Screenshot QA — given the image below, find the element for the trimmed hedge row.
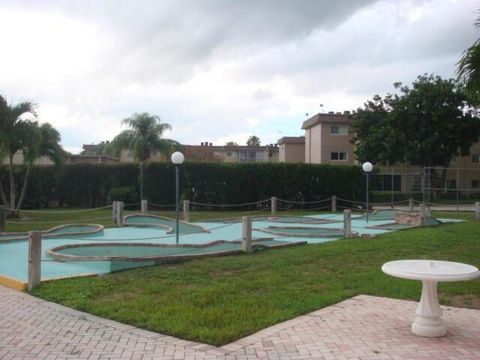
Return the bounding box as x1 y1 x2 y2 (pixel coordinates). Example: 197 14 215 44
0 163 366 209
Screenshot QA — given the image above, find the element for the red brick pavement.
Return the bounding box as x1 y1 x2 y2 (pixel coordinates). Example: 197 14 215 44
1 285 479 359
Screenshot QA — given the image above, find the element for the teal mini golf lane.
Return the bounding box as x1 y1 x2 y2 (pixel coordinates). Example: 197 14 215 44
0 211 458 283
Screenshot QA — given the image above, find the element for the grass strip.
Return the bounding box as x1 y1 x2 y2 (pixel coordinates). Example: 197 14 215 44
31 219 480 345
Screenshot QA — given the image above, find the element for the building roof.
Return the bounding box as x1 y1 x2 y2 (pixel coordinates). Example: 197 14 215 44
301 112 352 129
183 144 279 151
70 154 119 161
277 136 305 145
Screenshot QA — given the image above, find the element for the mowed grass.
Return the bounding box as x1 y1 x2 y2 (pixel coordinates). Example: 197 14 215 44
3 208 318 233
31 217 480 346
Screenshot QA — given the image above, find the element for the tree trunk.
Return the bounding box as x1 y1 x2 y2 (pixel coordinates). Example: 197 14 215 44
140 161 144 201
0 177 7 206
8 156 15 210
16 165 31 210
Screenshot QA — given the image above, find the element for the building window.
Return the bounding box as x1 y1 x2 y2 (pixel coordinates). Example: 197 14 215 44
330 152 347 161
239 150 258 162
472 154 480 163
472 180 480 189
330 126 348 135
226 151 232 157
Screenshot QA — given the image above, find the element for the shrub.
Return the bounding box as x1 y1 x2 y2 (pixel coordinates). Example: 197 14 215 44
107 186 137 204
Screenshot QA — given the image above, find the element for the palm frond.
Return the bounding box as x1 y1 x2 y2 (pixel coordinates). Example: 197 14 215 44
105 130 135 157
112 112 174 161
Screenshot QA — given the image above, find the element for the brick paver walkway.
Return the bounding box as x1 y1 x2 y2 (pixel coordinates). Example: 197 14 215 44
1 285 479 359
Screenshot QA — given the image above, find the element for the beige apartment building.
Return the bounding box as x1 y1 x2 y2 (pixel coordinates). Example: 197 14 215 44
277 136 305 163
302 112 355 165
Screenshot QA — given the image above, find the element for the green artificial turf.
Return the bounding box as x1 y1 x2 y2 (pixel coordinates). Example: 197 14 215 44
31 219 480 346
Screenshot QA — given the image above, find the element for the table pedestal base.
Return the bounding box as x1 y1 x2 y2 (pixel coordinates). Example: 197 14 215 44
411 281 447 337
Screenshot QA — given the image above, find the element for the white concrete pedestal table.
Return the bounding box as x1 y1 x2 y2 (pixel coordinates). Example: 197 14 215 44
382 260 480 337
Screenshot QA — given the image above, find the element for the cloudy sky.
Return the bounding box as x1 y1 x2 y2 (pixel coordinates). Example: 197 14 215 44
0 0 477 153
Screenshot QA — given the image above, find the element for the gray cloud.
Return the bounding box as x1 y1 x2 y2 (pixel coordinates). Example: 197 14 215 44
3 0 377 82
0 0 478 149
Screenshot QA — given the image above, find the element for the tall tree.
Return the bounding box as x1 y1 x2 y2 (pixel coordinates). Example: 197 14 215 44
0 96 64 210
105 112 178 200
457 13 480 104
225 141 238 146
352 74 480 184
246 136 261 147
16 123 64 210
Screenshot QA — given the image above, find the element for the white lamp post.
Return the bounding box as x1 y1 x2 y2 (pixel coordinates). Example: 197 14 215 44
171 151 184 244
362 162 373 223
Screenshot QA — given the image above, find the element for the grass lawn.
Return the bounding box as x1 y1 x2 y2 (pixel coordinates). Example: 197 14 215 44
30 215 480 346
3 208 320 233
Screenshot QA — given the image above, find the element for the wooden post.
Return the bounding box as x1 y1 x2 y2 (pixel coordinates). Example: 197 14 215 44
343 209 351 237
141 199 148 213
271 196 277 216
420 203 427 226
242 216 252 253
456 168 460 212
0 206 5 231
475 202 480 221
112 201 118 224
183 200 190 222
117 201 124 227
408 198 414 212
28 231 42 291
332 196 337 212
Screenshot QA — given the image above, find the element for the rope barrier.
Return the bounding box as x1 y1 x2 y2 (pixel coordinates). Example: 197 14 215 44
276 197 331 204
6 216 112 224
370 199 410 205
4 205 113 214
278 204 332 211
190 199 270 207
148 202 176 208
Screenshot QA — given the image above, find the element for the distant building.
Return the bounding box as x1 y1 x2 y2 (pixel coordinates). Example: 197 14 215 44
301 111 354 165
183 142 279 163
277 136 305 163
1 151 119 166
79 141 280 163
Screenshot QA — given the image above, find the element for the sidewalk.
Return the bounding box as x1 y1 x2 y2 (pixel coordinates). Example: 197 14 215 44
1 285 480 359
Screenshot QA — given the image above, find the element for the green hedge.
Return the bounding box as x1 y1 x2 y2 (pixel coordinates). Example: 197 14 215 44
0 162 365 209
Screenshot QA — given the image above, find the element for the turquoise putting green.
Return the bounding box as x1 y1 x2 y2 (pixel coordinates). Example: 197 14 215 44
0 211 457 283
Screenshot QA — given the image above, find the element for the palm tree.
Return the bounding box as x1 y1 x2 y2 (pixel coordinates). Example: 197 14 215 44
105 112 178 200
458 14 480 104
0 95 64 210
246 135 261 147
16 123 64 210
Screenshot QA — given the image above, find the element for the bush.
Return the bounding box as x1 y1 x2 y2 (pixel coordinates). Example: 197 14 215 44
107 186 137 204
